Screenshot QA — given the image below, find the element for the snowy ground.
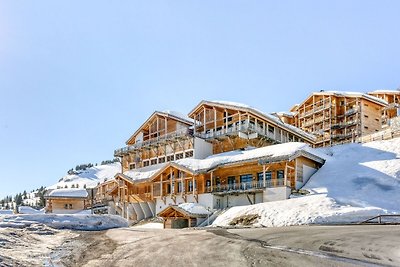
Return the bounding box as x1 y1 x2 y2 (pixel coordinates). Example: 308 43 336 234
47 162 121 190
213 138 400 227
0 214 128 231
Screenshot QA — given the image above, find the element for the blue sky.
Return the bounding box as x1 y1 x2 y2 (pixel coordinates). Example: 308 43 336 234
1 1 399 198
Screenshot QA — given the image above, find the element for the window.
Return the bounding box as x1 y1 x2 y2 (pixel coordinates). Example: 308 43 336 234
166 155 174 162
227 176 236 189
257 171 272 181
177 182 182 193
364 115 369 118
340 101 345 106
185 150 194 158
240 174 253 187
167 184 171 194
151 159 157 165
277 170 284 179
129 163 136 170
175 153 183 160
188 181 193 192
364 126 369 130
143 161 150 167
64 204 68 209
69 204 73 209
158 157 166 164
268 125 274 134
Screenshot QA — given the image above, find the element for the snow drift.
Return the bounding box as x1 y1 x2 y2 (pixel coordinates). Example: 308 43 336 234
0 214 128 231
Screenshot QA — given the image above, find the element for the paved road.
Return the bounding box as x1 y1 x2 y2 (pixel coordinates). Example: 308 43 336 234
56 225 400 267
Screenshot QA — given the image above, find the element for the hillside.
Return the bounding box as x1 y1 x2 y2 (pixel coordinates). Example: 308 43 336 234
47 163 121 190
213 138 400 227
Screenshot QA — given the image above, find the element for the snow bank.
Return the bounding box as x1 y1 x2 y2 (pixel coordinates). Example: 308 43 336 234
305 138 400 212
213 194 383 227
18 206 44 214
133 222 164 229
48 163 121 190
213 138 400 227
0 214 128 231
0 210 13 215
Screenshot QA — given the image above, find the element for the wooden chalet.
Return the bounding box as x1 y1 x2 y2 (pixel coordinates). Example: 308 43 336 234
114 111 195 172
188 100 315 154
158 205 208 229
45 189 89 214
290 91 388 147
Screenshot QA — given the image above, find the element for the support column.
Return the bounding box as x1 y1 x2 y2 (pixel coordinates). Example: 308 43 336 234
203 107 206 134
160 174 163 197
170 169 173 195
263 164 266 187
284 162 288 187
210 171 214 192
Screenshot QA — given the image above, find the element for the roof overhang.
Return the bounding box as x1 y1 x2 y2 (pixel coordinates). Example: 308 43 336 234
126 111 193 145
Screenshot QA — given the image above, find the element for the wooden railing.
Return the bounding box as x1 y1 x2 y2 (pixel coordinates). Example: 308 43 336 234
205 179 290 193
114 128 193 156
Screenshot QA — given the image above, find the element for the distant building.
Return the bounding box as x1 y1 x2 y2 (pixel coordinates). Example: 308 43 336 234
367 90 400 124
288 91 388 147
45 188 89 214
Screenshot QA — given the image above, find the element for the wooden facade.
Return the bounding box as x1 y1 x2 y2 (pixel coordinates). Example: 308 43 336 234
115 111 194 172
367 90 400 124
188 101 315 154
290 92 387 147
97 100 326 223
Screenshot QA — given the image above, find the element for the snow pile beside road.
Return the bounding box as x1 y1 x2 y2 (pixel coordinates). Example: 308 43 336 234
18 206 44 214
213 194 382 227
0 214 128 231
0 210 13 215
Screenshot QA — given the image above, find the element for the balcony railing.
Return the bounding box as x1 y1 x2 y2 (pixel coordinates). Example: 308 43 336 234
114 128 193 156
205 179 290 193
195 121 278 142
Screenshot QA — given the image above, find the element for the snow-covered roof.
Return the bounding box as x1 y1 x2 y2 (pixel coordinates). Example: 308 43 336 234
112 143 325 184
123 163 167 182
176 142 325 173
312 91 388 106
126 110 193 145
178 203 211 215
162 110 194 124
46 189 88 199
158 203 211 218
189 100 316 142
368 89 400 94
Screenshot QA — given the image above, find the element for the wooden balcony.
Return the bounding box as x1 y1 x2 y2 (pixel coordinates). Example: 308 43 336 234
195 121 278 143
205 179 291 195
114 128 193 156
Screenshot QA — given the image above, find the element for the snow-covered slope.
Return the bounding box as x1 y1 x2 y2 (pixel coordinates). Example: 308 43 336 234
213 138 400 227
305 137 400 212
47 163 121 190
